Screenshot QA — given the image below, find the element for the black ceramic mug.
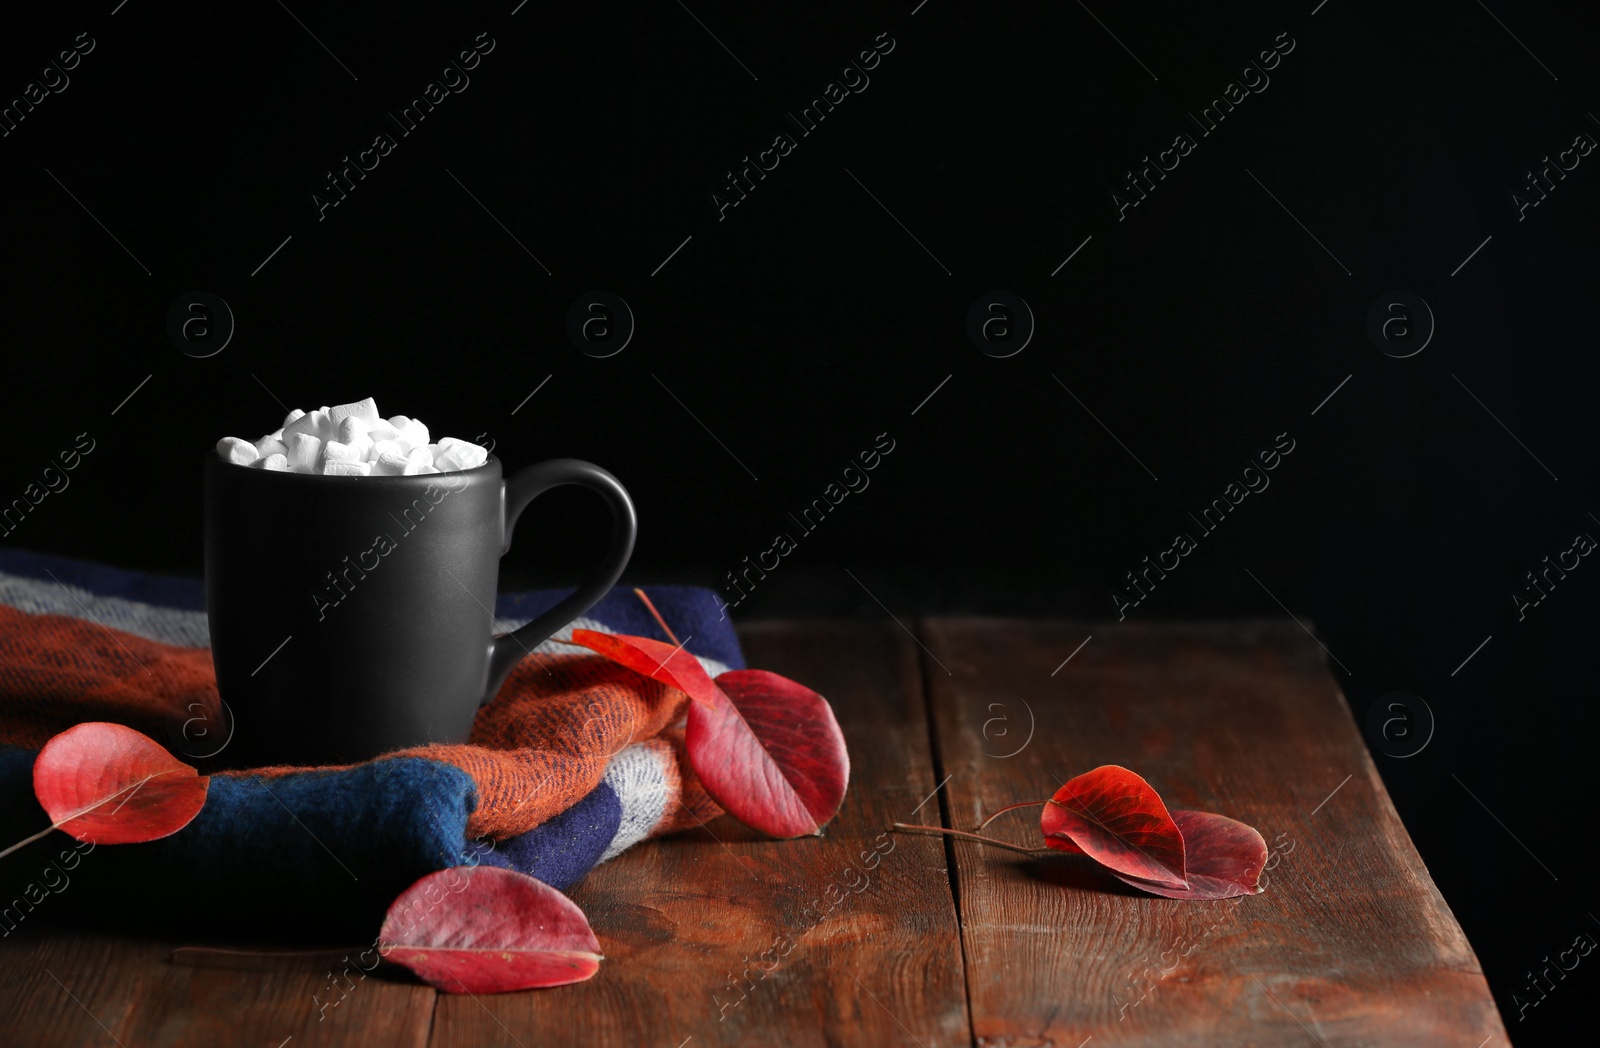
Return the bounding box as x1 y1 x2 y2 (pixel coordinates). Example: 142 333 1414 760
203 454 636 767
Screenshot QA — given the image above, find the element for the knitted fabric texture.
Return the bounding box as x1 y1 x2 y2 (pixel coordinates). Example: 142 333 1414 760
0 549 734 938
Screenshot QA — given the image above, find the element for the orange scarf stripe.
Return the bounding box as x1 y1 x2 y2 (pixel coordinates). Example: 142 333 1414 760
0 606 721 840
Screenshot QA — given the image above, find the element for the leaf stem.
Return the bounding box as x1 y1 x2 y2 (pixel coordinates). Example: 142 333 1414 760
633 587 682 647
977 799 1048 831
171 945 372 969
0 823 58 862
0 772 179 861
890 822 1054 856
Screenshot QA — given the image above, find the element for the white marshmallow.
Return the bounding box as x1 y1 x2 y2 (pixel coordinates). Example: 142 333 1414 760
226 403 480 479
254 436 287 460
285 432 322 472
216 436 259 467
370 439 403 462
389 416 430 452
433 437 488 472
283 409 334 444
321 440 361 464
334 418 374 462
329 398 380 428
370 449 410 476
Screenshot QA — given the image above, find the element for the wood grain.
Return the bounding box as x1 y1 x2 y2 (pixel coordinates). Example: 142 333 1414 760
0 618 1505 1046
427 620 971 1048
0 930 435 1047
919 617 1508 1048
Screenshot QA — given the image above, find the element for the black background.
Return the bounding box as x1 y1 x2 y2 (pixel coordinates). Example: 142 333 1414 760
2 1 1596 1040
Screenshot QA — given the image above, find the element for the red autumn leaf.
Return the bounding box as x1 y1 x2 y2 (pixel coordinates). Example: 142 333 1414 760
33 722 208 845
379 866 602 993
566 628 723 711
1040 832 1084 855
686 669 850 839
1040 765 1187 891
1111 810 1267 900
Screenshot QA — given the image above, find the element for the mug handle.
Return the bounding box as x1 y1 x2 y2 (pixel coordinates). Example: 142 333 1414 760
482 458 637 705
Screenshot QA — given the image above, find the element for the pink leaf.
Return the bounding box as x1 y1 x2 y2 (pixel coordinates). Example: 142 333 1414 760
686 669 850 839
379 867 602 993
32 722 208 845
565 629 723 711
1112 810 1267 900
1039 765 1187 890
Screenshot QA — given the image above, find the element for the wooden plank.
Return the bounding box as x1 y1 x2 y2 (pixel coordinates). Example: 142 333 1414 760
0 930 435 1047
920 617 1509 1048
428 621 972 1048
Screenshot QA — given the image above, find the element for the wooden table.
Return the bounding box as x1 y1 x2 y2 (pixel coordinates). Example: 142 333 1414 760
0 619 1509 1046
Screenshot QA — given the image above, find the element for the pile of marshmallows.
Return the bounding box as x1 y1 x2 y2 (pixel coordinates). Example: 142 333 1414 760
215 397 489 476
